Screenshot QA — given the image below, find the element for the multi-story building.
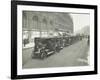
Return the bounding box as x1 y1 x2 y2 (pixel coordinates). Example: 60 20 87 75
22 11 73 48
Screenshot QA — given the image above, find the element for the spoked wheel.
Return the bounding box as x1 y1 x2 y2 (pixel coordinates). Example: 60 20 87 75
40 49 47 59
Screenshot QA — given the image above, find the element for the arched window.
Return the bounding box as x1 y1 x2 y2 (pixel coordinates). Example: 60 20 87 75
32 15 38 21
42 17 49 36
50 20 53 25
23 12 27 19
43 18 47 24
32 15 39 37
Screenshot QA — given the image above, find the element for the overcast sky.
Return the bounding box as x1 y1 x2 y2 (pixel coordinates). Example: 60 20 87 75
70 13 90 33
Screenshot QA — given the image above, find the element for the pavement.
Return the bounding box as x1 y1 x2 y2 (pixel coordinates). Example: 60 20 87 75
22 39 89 69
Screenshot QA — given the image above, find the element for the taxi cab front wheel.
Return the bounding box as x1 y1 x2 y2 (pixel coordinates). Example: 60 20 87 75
40 50 47 59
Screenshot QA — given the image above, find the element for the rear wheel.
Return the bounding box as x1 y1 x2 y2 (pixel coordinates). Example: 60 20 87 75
40 49 47 59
